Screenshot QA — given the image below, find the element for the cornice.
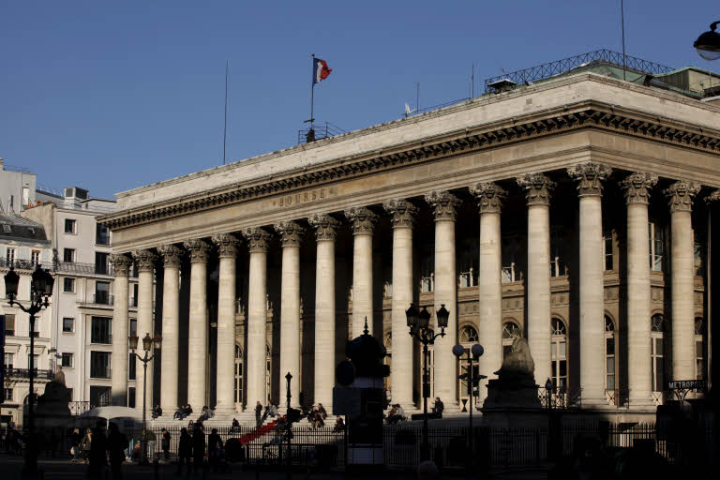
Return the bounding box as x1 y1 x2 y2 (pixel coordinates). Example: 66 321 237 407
101 100 720 230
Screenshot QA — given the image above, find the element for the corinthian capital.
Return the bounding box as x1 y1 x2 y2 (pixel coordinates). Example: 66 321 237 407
620 172 658 205
383 199 418 228
158 244 184 267
308 214 339 241
212 233 241 258
132 249 157 272
275 221 305 247
516 173 555 206
243 227 272 253
183 238 211 263
706 189 720 205
470 182 506 214
109 254 133 276
664 181 700 213
344 207 377 235
567 163 612 197
424 191 461 221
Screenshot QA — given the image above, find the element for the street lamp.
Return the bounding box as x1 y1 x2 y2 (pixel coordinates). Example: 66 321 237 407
453 343 484 469
406 303 449 460
4 265 54 476
694 21 720 61
129 331 161 465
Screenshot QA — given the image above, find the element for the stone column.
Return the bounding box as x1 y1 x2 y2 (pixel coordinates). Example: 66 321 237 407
470 183 506 403
110 254 132 406
665 181 701 381
707 191 720 390
132 249 156 414
243 227 272 407
383 199 418 410
212 234 240 414
184 239 211 409
309 214 339 409
275 221 305 408
158 244 183 413
345 207 377 338
425 191 461 407
621 173 658 405
567 163 611 405
517 173 555 386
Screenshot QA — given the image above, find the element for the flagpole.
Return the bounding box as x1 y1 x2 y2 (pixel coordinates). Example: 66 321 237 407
310 53 316 129
223 60 228 165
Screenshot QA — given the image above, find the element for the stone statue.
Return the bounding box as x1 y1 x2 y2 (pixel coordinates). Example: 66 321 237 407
494 335 535 378
53 366 66 386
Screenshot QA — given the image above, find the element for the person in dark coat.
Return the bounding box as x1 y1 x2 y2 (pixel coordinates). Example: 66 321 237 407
192 424 206 472
255 401 263 428
177 428 192 475
88 421 107 479
207 428 223 472
106 423 127 480
161 428 170 462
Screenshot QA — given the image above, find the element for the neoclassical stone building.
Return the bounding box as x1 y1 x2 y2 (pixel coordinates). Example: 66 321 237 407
101 70 720 419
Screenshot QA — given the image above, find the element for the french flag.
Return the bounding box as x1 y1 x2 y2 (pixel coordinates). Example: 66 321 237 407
312 57 332 85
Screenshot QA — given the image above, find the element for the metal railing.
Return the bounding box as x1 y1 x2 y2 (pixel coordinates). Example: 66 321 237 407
91 294 114 306
2 367 53 380
0 258 41 270
484 49 674 93
297 121 347 144
605 388 631 408
538 386 583 409
55 261 115 276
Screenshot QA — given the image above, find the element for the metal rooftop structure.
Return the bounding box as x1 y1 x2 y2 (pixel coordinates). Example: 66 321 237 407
483 49 674 93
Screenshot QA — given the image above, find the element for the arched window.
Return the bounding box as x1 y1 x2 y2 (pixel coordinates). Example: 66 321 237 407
651 314 665 392
502 322 521 359
234 345 243 405
605 316 616 392
551 318 567 389
695 317 706 380
459 325 479 343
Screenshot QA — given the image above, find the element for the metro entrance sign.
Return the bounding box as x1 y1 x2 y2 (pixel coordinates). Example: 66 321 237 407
666 379 707 391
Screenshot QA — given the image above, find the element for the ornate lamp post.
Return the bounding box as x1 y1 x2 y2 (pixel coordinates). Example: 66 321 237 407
452 343 484 466
694 21 720 61
129 332 161 465
406 302 449 460
4 265 54 476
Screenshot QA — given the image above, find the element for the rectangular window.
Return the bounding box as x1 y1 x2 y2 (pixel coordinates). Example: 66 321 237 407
95 281 110 305
62 317 74 333
28 354 40 371
128 387 136 409
128 353 136 380
63 248 75 263
90 352 111 379
61 352 73 368
4 314 15 336
64 219 76 234
3 388 12 402
550 229 566 278
649 223 665 272
31 250 41 267
96 224 110 245
6 247 15 265
4 353 14 369
91 316 112 344
603 233 613 271
22 187 29 209
696 340 705 380
63 277 75 293
95 252 109 275
89 385 111 406
129 318 137 335
652 336 664 392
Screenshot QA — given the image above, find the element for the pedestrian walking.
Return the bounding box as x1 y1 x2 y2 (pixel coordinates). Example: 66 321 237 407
88 421 107 479
208 428 223 472
192 424 206 472
255 401 263 428
70 428 81 463
177 428 192 475
81 428 92 464
106 423 127 480
161 428 170 462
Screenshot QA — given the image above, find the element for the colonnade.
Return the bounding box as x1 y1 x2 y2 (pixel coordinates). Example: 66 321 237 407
109 163 713 415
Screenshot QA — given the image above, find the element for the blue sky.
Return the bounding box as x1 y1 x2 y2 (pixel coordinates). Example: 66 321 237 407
1 1 716 199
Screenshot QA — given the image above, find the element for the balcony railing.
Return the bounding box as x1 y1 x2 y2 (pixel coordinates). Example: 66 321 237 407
538 386 582 409
3 367 53 380
56 261 115 276
0 258 41 270
605 388 631 408
68 399 112 416
91 294 114 306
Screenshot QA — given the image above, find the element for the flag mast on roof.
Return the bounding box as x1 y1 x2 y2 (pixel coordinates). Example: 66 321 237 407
306 54 332 143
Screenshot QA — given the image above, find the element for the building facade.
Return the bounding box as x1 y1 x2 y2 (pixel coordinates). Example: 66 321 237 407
0 214 54 428
101 71 720 419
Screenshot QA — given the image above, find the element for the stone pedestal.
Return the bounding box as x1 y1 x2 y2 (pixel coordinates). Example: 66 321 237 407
482 376 542 412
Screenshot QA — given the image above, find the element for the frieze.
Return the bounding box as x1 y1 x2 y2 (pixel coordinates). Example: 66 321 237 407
183 238 211 263
620 172 658 205
101 102 720 231
212 233 241 258
308 214 340 241
271 186 338 208
516 173 555 206
109 254 133 276
664 181 700 213
470 182 506 214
